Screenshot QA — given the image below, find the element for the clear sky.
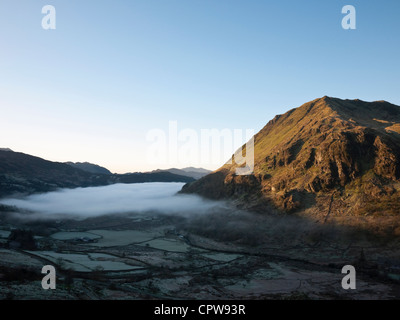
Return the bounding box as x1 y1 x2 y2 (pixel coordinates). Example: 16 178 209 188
1 0 399 173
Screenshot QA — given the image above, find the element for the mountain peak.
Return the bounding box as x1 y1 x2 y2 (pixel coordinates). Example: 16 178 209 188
320 95 332 101
182 97 400 220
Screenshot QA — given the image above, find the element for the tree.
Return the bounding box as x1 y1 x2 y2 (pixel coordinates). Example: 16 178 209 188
7 229 37 250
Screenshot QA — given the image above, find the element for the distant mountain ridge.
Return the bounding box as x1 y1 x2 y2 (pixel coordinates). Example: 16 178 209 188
65 162 112 175
151 167 212 180
64 161 211 180
116 171 195 184
182 97 400 225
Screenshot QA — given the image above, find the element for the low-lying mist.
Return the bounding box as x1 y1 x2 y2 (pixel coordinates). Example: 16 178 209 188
0 182 377 251
0 183 228 219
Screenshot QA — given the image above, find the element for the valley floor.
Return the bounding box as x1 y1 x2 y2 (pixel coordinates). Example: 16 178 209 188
0 211 399 300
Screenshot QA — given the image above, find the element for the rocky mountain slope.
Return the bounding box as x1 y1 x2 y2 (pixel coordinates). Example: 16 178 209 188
182 97 400 227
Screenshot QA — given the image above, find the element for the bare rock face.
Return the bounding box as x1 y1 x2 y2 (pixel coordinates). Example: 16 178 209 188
182 97 400 216
373 136 400 180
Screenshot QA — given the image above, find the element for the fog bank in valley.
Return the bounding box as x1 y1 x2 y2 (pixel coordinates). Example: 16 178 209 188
0 183 361 247
0 183 228 219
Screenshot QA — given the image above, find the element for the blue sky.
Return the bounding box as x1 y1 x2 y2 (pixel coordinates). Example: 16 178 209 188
1 0 399 172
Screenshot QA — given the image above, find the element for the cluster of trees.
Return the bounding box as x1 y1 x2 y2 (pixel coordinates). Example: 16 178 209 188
7 229 37 250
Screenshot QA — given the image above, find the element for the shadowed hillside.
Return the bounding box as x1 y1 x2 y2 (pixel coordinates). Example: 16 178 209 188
0 151 194 198
0 150 112 197
65 162 112 175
